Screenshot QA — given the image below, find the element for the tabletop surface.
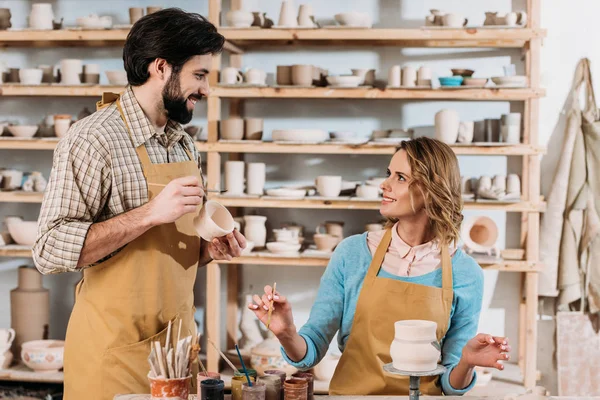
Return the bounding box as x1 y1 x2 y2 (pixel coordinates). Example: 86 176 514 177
114 396 600 400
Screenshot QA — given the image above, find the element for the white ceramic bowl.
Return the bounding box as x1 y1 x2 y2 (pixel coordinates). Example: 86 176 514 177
105 70 128 86
241 240 255 255
265 188 306 199
334 12 372 27
18 68 43 85
7 125 38 138
7 220 38 246
21 340 65 373
491 76 528 87
272 129 329 142
326 75 363 87
266 242 301 254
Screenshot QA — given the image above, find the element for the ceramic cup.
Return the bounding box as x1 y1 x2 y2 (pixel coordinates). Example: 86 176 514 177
244 68 267 85
246 162 266 195
129 8 144 24
193 201 234 241
434 109 460 144
221 67 243 84
291 65 313 86
146 6 162 14
83 73 100 84
401 66 417 87
19 68 43 85
493 175 506 192
506 174 521 195
485 118 501 142
443 13 466 27
38 65 54 83
273 228 298 243
2 169 23 190
501 113 522 126
60 59 82 85
388 65 401 87
457 121 474 143
276 65 292 85
478 176 493 192
53 115 71 137
473 120 486 142
350 69 375 86
501 124 521 144
0 329 15 353
313 233 339 252
225 161 245 194
245 118 264 140
297 4 314 27
220 118 244 140
417 66 432 86
505 12 518 26
315 176 342 197
356 184 380 199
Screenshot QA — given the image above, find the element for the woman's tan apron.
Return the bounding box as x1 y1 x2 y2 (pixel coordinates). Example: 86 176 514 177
63 93 201 400
329 229 453 395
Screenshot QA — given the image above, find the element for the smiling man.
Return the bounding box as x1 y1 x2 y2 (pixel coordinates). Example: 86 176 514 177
33 8 246 400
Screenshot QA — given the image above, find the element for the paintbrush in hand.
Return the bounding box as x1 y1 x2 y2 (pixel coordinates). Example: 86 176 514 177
266 282 276 330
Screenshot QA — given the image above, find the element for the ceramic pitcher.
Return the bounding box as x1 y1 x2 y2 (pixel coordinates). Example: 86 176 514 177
29 3 54 30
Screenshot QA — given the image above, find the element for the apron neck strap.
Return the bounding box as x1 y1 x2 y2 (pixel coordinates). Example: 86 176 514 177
440 242 453 291
115 98 154 175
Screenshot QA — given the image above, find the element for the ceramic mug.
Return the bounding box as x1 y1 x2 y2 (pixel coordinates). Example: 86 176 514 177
193 201 234 242
291 65 313 86
356 184 380 199
0 329 15 353
53 116 71 137
246 162 266 195
297 4 314 27
313 233 339 251
59 59 82 85
388 65 401 87
434 109 460 144
417 66 432 86
316 221 344 239
220 118 244 140
457 121 474 143
244 68 267 85
129 8 144 24
276 65 292 85
244 118 264 140
506 174 521 195
401 66 417 87
225 161 245 194
315 176 342 197
221 67 243 84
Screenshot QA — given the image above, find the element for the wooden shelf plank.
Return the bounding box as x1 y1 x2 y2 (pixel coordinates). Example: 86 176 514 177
221 27 547 48
0 246 32 258
0 191 44 203
212 195 546 212
0 138 59 150
0 362 63 383
214 86 544 100
196 142 544 156
0 85 545 100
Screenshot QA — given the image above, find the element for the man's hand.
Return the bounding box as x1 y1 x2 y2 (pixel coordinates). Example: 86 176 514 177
145 176 204 226
207 229 247 261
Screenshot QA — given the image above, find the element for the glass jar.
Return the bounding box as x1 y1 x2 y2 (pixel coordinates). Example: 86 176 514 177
242 381 266 400
258 375 281 400
284 378 308 400
292 372 314 400
200 378 225 400
232 375 256 400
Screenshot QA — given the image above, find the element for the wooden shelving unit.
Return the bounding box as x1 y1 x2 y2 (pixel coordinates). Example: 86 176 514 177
0 362 63 383
0 0 544 390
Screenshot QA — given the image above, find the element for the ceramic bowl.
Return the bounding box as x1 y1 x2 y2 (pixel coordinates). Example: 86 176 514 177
241 240 255 255
266 242 301 254
21 340 65 373
313 233 339 252
193 200 234 241
272 129 329 142
451 69 474 77
7 125 38 138
463 78 488 87
438 76 464 86
334 12 372 27
265 188 306 199
105 70 128 86
313 353 340 381
326 75 362 88
7 220 38 246
491 76 528 87
18 68 43 85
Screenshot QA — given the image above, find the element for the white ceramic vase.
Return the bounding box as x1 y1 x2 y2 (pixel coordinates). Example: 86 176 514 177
60 59 82 85
278 0 297 27
225 161 245 194
243 215 267 247
434 109 460 144
401 66 417 87
246 163 266 195
29 3 54 30
390 320 440 372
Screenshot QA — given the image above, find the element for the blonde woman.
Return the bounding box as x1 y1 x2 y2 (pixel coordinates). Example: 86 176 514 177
249 137 510 396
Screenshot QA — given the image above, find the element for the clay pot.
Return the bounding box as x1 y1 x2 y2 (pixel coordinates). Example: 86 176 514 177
291 372 314 400
220 118 244 140
246 162 266 195
388 65 401 87
284 379 308 400
7 68 20 83
442 13 467 27
193 201 234 241
149 374 191 399
485 118 501 142
313 233 339 252
38 65 54 83
225 161 245 194
129 8 144 24
493 175 506 192
29 3 54 30
11 267 50 360
457 121 474 143
54 115 72 137
507 174 521 195
297 4 315 27
278 0 297 27
0 9 12 30
417 66 432 86
277 66 292 85
226 9 254 28
291 65 313 86
245 118 263 140
401 66 417 87
390 320 440 371
59 59 82 85
434 109 460 144
243 215 267 247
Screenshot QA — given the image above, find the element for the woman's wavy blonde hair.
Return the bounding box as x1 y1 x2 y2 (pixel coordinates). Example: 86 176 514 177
385 137 463 246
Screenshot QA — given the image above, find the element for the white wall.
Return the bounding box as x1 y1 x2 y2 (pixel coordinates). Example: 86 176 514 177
1 0 599 393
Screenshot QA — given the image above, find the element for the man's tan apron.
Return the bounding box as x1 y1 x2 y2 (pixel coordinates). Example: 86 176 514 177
63 93 201 400
329 229 453 395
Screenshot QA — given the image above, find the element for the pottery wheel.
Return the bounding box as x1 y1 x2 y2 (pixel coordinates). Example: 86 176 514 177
383 363 447 400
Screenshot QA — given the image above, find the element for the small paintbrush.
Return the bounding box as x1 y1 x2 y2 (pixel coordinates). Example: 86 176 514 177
267 282 276 330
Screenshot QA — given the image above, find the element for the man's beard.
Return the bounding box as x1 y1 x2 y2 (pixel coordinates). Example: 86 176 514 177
162 72 200 124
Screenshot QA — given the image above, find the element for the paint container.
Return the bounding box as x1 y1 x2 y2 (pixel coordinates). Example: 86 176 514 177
243 381 266 400
234 368 258 379
148 374 191 399
284 378 308 400
198 373 221 397
232 375 256 400
199 379 224 400
264 369 286 400
291 372 314 400
258 375 281 400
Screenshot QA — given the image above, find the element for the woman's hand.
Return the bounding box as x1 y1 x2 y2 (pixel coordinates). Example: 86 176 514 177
461 333 511 370
248 285 296 338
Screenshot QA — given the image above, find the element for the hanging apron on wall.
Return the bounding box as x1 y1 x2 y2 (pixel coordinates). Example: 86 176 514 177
329 229 453 395
63 93 201 400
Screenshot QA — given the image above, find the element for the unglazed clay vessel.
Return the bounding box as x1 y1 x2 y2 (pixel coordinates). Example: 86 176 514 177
225 160 245 194
0 9 12 30
313 233 339 252
278 0 297 27
226 9 254 28
243 215 267 247
244 118 263 140
461 216 499 256
246 162 266 195
220 118 244 140
193 200 234 241
291 65 313 86
401 66 417 87
506 174 521 196
244 68 267 85
0 329 15 354
221 67 243 85
390 320 440 372
458 121 474 143
29 3 54 30
315 175 342 197
356 184 380 199
434 109 460 144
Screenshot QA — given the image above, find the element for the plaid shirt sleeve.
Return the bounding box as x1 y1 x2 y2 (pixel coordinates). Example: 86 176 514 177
33 130 111 274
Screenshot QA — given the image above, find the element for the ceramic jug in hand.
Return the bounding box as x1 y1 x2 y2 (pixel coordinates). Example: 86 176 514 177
248 285 296 338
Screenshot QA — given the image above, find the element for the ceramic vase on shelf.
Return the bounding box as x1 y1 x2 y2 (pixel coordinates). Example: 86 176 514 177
29 3 54 30
243 215 267 248
434 109 460 144
11 266 50 360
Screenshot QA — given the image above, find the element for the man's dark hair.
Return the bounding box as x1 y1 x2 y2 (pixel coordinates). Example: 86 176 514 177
123 8 224 86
